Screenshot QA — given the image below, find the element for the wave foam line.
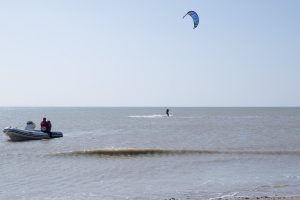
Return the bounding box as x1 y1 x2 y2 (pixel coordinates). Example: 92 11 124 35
57 149 217 157
54 149 300 157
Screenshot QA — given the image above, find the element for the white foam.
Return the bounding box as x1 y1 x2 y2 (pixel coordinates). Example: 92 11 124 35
128 114 172 118
209 192 239 200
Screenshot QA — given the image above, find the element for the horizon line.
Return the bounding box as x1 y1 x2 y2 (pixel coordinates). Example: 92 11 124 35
0 106 299 108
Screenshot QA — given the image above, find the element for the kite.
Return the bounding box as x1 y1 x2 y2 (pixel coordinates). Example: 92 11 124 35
183 11 199 29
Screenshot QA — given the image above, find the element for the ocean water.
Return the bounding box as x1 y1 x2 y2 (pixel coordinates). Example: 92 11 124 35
0 107 300 200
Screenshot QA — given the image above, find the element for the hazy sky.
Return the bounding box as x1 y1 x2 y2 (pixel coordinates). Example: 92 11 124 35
0 0 299 106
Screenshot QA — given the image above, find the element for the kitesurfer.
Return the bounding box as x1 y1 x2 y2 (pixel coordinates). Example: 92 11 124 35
166 108 170 117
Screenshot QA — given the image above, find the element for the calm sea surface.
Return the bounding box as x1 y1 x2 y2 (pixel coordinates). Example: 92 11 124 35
1 107 300 200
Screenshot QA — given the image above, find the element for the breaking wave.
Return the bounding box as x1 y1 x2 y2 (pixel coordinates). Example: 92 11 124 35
53 148 300 157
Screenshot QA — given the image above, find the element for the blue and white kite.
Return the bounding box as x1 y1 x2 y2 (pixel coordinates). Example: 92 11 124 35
183 11 199 29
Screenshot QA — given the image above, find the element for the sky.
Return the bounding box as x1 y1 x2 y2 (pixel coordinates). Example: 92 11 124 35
0 0 299 107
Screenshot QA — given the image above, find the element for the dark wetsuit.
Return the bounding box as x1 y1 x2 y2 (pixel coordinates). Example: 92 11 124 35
46 121 52 138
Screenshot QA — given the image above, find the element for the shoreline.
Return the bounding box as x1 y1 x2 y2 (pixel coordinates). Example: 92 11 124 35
232 196 300 200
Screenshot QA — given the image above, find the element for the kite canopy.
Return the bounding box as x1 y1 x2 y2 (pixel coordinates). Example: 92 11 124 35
183 11 199 29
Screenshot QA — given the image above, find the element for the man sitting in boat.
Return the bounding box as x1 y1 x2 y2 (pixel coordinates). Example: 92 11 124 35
46 120 52 137
40 118 48 132
40 118 53 137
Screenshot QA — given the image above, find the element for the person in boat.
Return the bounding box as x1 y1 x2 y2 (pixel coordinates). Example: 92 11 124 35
166 108 170 117
40 117 48 132
46 120 52 137
40 118 53 137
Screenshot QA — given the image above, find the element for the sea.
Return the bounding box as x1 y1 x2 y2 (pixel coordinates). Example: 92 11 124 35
0 107 300 200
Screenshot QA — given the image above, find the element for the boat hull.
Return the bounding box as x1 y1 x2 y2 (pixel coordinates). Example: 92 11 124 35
3 128 63 141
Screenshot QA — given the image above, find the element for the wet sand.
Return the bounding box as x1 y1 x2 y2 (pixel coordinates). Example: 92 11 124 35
232 196 300 200
166 196 300 200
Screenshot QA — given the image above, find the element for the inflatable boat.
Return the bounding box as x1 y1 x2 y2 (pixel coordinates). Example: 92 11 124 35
3 121 63 141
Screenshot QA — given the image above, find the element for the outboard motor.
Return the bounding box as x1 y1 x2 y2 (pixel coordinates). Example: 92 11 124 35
25 121 36 130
